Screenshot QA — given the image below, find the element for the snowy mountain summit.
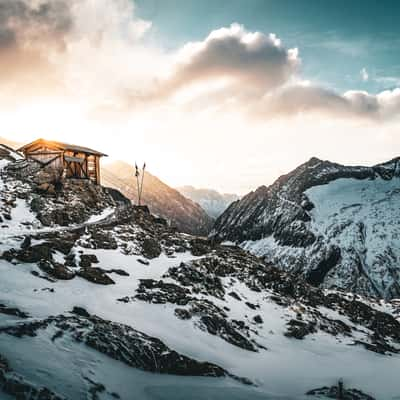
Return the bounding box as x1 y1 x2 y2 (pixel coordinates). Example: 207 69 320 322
0 146 400 400
211 156 400 300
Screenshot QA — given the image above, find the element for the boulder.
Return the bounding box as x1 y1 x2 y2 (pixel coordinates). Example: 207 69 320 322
78 267 115 285
38 261 75 280
79 254 99 268
142 237 162 259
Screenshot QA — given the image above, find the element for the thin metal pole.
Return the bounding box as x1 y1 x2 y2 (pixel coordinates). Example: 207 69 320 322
139 162 146 206
135 163 141 206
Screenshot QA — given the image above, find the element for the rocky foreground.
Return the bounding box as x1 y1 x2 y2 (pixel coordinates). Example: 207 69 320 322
0 147 399 399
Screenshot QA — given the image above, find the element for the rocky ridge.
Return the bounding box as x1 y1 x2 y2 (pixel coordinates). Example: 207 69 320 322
211 157 400 300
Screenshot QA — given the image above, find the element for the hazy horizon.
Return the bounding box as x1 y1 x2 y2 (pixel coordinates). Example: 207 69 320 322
1 0 400 193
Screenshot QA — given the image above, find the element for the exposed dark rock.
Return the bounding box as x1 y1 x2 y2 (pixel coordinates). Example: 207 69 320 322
284 319 317 340
107 268 129 277
0 312 247 382
20 236 31 250
3 243 53 263
199 315 257 352
30 197 44 213
190 238 212 256
307 245 341 286
245 302 258 310
85 228 118 250
307 385 376 399
134 275 257 352
0 304 29 319
174 308 192 320
38 261 75 280
136 279 191 305
228 291 241 301
77 268 115 285
167 261 226 299
117 296 131 304
79 254 99 268
71 306 91 318
141 237 162 259
104 187 131 205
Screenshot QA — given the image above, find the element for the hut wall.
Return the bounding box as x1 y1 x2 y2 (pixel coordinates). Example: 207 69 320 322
26 151 64 173
21 142 102 185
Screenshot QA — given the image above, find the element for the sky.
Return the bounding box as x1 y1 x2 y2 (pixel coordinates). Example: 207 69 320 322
0 0 399 194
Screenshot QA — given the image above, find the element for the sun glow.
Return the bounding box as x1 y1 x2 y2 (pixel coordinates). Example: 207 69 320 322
1 100 95 145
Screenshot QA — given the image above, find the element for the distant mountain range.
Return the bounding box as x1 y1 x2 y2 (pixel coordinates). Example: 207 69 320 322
177 185 239 218
211 156 400 300
102 160 213 236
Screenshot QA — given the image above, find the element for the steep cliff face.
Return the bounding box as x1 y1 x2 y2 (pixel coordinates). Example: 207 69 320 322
211 157 400 299
0 147 399 400
102 161 214 236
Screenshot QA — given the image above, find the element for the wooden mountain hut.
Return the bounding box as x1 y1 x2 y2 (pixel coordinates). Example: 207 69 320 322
18 138 107 185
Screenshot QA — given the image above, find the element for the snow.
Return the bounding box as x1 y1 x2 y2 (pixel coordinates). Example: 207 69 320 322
221 241 236 246
1 157 399 399
9 198 39 229
306 176 400 298
241 235 305 270
0 330 278 400
1 245 400 399
240 175 400 300
0 159 9 171
86 207 114 224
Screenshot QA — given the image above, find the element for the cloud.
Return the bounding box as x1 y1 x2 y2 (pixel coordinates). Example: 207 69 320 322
140 23 300 102
0 0 153 104
360 67 369 81
174 24 299 91
256 85 400 121
0 2 398 125
0 0 73 98
259 84 348 116
130 24 400 122
146 25 400 122
0 0 72 49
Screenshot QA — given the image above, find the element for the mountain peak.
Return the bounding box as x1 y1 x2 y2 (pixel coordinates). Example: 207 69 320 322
211 156 400 300
306 156 323 165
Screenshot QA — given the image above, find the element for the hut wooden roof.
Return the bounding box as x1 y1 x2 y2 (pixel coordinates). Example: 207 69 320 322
18 138 107 157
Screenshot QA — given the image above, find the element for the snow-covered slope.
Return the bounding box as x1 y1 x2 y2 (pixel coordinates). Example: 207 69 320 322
177 186 239 218
211 157 400 300
0 150 399 400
